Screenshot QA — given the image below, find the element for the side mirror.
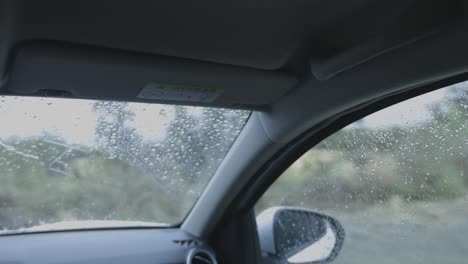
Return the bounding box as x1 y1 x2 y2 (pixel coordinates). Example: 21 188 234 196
256 207 345 264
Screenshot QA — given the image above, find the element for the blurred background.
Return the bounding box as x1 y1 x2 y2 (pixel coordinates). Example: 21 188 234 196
0 98 249 230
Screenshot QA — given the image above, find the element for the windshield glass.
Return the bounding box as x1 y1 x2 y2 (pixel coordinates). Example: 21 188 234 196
0 96 250 235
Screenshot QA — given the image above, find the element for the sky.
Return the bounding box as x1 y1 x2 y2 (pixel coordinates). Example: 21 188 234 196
0 97 177 145
0 87 449 146
354 88 446 128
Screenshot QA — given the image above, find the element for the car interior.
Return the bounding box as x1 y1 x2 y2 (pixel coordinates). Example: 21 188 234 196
0 1 467 264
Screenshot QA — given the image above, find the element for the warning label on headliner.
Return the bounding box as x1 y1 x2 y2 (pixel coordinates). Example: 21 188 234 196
137 83 223 103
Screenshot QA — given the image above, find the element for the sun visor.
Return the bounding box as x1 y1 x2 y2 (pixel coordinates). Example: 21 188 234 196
5 42 297 110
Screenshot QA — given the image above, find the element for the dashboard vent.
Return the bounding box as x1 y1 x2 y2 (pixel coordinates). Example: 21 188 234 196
186 248 217 264
173 240 199 247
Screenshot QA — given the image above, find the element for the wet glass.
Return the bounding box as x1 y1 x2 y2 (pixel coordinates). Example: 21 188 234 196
0 97 250 234
257 82 468 264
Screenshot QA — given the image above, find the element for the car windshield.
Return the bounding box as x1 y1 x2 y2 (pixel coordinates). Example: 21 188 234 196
0 96 250 235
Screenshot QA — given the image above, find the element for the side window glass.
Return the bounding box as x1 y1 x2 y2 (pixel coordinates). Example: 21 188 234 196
257 82 468 263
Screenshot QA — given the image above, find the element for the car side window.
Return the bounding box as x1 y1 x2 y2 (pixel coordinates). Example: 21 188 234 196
256 81 468 264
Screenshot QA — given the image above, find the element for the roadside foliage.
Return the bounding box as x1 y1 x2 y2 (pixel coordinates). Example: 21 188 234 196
0 98 249 231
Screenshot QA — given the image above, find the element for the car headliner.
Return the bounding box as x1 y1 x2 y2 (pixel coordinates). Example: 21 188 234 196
0 0 467 238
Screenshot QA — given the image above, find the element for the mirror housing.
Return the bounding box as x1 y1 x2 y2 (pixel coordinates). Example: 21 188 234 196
257 207 344 264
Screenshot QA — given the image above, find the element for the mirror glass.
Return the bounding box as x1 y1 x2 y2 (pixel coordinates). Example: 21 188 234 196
287 220 336 263
273 209 341 263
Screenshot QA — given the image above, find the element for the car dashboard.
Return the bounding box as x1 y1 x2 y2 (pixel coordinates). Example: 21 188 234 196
0 228 216 264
